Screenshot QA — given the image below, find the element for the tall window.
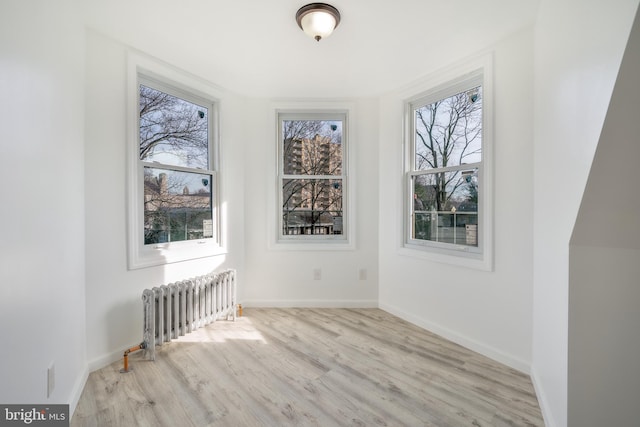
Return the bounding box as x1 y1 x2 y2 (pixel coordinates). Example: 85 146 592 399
128 69 220 269
278 112 347 241
139 79 215 245
407 72 486 257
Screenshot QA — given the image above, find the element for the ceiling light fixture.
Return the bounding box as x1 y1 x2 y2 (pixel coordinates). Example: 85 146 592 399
296 3 341 42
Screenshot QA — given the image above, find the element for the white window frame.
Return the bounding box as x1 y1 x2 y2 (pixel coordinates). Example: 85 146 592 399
126 53 225 269
402 57 493 271
271 106 355 250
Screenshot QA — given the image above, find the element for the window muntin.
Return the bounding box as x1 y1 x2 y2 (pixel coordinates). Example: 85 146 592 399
408 79 483 253
279 114 346 240
138 77 217 247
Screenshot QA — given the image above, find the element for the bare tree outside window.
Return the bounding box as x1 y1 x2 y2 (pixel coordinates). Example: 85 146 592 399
280 118 345 238
411 85 482 247
140 85 209 169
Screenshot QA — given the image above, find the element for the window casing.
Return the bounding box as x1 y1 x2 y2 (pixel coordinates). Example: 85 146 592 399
277 112 348 243
404 68 492 268
127 60 222 269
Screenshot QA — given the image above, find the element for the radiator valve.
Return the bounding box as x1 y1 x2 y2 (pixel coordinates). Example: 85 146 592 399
237 304 243 317
121 342 146 373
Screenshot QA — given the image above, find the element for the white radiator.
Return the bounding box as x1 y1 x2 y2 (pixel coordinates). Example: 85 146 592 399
141 269 236 360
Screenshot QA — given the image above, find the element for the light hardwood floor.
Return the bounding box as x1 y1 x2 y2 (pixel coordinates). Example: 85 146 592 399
72 308 544 426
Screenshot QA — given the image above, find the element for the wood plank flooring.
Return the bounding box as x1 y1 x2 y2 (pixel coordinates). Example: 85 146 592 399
71 308 544 426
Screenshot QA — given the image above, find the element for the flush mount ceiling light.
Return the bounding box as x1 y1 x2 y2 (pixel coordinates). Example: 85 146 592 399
296 3 341 42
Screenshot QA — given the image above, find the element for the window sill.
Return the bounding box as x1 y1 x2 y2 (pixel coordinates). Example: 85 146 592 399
129 242 227 270
399 243 492 271
270 239 355 252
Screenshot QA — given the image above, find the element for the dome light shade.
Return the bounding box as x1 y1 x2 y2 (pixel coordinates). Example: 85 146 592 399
296 3 341 42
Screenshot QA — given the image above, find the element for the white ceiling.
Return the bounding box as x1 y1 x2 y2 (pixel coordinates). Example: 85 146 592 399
80 0 540 98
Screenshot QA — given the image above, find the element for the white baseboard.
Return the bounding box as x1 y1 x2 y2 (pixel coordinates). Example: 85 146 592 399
69 365 89 419
530 366 557 427
379 302 531 374
240 299 378 308
87 348 128 373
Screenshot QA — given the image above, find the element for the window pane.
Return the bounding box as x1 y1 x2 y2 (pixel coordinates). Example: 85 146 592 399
282 120 342 175
139 84 209 169
414 86 482 171
412 169 478 246
144 167 213 244
282 178 343 235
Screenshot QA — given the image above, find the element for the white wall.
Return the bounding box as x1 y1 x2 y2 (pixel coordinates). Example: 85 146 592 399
84 31 246 369
531 1 638 425
0 0 87 411
242 98 379 306
378 28 535 372
568 8 640 426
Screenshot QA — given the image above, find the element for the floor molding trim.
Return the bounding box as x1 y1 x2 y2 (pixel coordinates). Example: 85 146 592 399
69 365 89 419
379 302 531 374
241 299 378 308
530 366 559 427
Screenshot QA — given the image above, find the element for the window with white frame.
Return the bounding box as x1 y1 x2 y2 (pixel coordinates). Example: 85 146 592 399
278 112 347 242
128 69 221 269
406 70 490 261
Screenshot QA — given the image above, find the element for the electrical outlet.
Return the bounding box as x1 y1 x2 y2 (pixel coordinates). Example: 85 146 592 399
358 268 367 281
313 268 322 280
47 362 55 398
